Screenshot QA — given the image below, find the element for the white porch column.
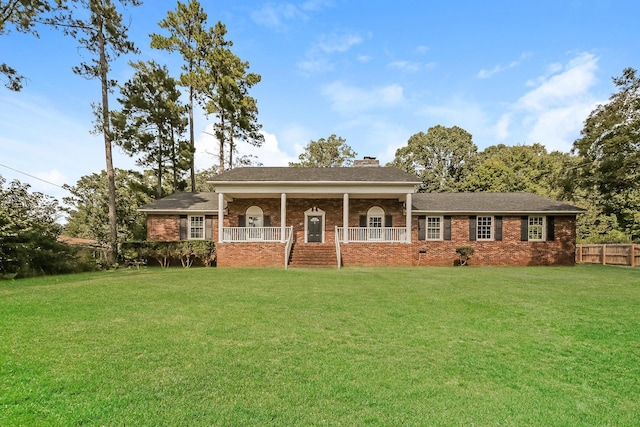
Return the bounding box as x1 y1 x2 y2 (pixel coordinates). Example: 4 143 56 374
218 192 224 243
405 193 412 243
281 193 287 242
343 193 349 243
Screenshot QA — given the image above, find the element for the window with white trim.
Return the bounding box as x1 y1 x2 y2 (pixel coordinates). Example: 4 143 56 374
367 206 384 240
528 216 545 241
476 216 493 240
189 215 205 240
367 206 384 228
246 206 264 228
426 216 442 240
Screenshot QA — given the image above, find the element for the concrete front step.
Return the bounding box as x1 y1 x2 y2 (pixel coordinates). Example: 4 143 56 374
289 243 337 267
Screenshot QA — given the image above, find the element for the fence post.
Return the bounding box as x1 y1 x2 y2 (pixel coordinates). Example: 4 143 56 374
632 244 636 267
577 245 582 263
602 244 607 265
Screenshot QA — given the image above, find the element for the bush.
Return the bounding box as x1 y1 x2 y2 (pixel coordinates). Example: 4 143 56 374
455 246 475 266
120 241 215 268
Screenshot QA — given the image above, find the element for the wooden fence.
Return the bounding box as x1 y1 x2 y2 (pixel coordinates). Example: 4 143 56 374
576 244 640 267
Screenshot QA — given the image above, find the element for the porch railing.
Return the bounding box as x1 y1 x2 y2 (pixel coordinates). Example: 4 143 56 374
335 226 341 269
222 226 292 243
284 228 294 269
336 227 408 243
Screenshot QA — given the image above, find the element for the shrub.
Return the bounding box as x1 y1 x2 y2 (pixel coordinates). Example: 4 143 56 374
455 246 475 266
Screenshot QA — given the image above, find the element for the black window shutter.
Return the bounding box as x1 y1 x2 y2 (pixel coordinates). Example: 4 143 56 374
495 216 503 241
385 215 392 227
179 215 188 240
238 215 246 227
469 216 477 241
359 215 367 227
444 216 452 241
264 215 271 227
521 216 529 241
418 216 426 240
205 215 213 240
547 216 555 241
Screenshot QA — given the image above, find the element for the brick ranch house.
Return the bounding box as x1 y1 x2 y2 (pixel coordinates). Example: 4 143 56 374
140 158 584 268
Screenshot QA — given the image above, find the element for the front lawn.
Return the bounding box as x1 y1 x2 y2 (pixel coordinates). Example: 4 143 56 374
1 266 639 425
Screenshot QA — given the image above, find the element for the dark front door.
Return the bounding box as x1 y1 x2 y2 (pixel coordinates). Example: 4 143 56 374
307 215 323 243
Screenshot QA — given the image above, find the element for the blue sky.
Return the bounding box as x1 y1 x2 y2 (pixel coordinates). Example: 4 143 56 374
1 0 639 202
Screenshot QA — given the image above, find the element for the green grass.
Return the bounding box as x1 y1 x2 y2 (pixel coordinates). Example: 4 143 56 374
1 266 639 426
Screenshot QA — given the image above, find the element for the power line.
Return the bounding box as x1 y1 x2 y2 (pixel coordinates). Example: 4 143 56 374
0 163 69 190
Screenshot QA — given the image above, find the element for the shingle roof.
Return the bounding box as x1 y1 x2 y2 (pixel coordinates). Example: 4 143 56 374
412 192 584 214
209 167 421 183
138 192 220 212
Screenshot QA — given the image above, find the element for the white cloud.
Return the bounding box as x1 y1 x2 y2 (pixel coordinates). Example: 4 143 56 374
297 30 366 75
476 51 533 79
195 126 295 169
526 104 596 151
316 32 364 53
236 131 296 166
250 1 333 31
387 60 421 72
494 114 511 141
322 81 404 115
297 57 334 74
493 52 602 151
517 52 598 111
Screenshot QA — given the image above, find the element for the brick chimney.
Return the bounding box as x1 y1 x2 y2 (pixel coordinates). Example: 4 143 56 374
354 156 380 167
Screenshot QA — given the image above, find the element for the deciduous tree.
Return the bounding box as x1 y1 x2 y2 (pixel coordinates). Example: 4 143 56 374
0 174 75 278
461 143 570 198
289 134 357 167
391 125 476 192
572 67 640 240
63 169 152 243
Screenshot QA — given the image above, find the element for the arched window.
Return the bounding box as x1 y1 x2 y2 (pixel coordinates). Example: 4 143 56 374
367 206 385 240
246 206 263 228
367 206 385 228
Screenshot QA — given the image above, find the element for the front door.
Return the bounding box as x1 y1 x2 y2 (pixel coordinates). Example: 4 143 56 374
307 215 323 243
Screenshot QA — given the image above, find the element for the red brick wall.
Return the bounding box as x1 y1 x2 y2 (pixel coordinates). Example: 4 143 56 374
411 215 577 266
147 215 180 241
146 202 578 267
216 242 286 267
147 215 224 242
340 243 414 267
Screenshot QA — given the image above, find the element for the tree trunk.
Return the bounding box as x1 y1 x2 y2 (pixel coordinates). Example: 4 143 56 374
99 20 118 263
171 124 178 193
189 85 196 191
219 112 226 173
157 132 163 198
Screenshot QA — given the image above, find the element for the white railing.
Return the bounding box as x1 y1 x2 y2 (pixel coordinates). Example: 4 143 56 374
222 226 292 243
336 227 408 243
284 228 294 269
335 226 341 269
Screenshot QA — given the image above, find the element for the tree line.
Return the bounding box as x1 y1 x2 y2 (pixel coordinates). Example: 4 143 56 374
2 2 639 277
2 0 264 263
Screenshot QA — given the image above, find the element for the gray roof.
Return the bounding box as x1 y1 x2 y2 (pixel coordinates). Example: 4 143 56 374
139 192 220 213
412 192 584 214
209 167 421 183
